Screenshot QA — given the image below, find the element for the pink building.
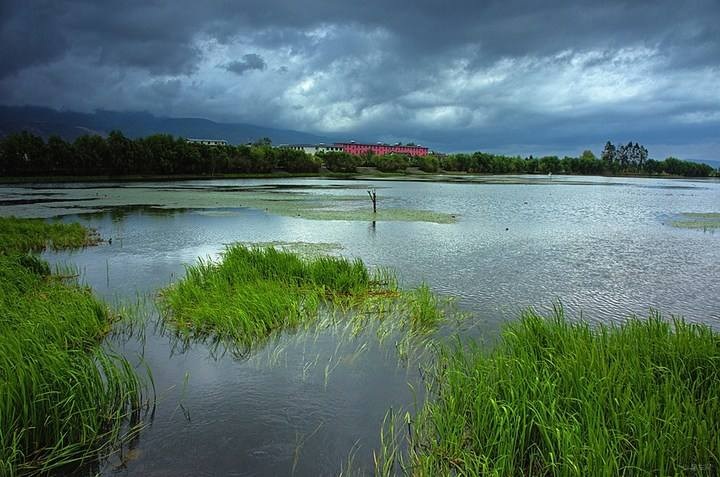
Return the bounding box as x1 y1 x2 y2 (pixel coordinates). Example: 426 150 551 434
335 142 429 157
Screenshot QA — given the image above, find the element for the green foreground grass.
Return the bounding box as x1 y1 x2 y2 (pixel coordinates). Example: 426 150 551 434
0 220 145 475
0 216 100 253
389 308 720 476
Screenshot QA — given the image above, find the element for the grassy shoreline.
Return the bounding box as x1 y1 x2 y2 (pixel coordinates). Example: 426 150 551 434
381 308 720 476
0 219 146 475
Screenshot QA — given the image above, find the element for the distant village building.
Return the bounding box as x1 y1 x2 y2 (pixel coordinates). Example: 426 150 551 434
281 144 344 155
186 138 228 146
281 141 429 157
335 142 429 157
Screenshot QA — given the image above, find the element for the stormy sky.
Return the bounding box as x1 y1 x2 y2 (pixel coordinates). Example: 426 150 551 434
1 0 719 157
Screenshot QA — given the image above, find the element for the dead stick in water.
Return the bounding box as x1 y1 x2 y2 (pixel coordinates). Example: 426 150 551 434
367 188 377 214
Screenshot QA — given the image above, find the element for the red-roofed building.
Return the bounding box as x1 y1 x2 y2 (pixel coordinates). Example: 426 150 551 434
335 142 429 157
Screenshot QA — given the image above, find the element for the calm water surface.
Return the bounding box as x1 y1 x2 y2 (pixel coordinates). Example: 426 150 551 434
2 176 719 476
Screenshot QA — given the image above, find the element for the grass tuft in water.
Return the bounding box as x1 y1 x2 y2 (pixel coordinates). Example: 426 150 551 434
160 245 453 355
160 245 382 348
0 215 100 253
388 307 720 476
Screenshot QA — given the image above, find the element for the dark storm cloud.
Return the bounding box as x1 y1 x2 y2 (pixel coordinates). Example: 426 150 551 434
224 54 267 75
0 0 718 157
0 1 69 78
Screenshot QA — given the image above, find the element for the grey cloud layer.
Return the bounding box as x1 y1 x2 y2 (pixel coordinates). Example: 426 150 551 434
1 0 718 157
225 54 267 75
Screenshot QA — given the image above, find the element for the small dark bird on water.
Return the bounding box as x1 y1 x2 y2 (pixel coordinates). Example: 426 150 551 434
108 238 112 245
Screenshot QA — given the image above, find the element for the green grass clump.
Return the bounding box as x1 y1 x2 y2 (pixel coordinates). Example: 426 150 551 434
0 216 99 253
0 228 145 474
403 283 445 331
400 308 720 476
160 245 383 347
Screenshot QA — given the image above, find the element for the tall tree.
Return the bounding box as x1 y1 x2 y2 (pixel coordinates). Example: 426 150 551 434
601 141 617 164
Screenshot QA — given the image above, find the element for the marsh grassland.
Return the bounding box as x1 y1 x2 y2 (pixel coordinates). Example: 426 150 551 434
376 308 720 476
0 220 147 476
2 177 719 476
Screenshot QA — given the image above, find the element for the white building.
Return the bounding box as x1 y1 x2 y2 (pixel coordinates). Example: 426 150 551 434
186 138 228 146
281 144 344 155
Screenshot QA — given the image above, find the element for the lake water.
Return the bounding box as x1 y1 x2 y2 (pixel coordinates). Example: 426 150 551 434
1 175 719 476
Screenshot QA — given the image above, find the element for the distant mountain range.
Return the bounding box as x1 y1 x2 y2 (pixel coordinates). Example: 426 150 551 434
696 158 720 170
0 105 332 145
1 106 718 169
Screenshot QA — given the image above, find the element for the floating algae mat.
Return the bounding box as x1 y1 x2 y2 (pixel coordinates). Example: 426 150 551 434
158 244 449 352
0 183 457 224
671 212 720 230
286 207 457 223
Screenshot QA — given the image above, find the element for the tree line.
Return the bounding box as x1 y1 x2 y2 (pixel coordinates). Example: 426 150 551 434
0 131 320 177
321 144 716 177
0 131 715 178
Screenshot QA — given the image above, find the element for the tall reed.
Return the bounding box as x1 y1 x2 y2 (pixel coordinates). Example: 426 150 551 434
395 307 720 476
0 221 145 475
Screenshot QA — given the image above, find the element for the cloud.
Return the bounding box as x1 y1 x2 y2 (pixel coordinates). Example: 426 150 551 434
0 0 718 156
224 54 267 75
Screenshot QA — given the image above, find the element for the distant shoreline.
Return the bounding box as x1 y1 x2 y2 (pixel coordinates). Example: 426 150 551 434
1 168 716 185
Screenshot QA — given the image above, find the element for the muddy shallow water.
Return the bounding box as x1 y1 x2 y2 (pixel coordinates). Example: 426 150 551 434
2 175 719 476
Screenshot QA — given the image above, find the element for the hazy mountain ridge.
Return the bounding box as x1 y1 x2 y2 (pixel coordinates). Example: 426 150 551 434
0 106 331 145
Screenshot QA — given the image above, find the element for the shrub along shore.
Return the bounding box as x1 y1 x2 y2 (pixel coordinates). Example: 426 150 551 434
0 218 146 475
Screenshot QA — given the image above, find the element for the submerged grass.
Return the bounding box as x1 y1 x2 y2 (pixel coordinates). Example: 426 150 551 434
279 208 458 224
671 212 720 230
0 219 147 475
384 307 720 476
0 215 100 253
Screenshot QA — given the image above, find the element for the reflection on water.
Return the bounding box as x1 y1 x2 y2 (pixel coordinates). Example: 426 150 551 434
1 176 718 475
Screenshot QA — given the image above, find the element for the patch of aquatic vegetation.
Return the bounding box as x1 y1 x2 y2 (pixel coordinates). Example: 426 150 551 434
239 241 344 258
159 245 456 358
0 253 150 476
373 306 720 476
671 212 720 230
1 185 457 224
286 208 457 224
0 215 100 253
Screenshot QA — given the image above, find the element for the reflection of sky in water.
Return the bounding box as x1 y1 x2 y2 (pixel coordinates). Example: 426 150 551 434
2 176 719 475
